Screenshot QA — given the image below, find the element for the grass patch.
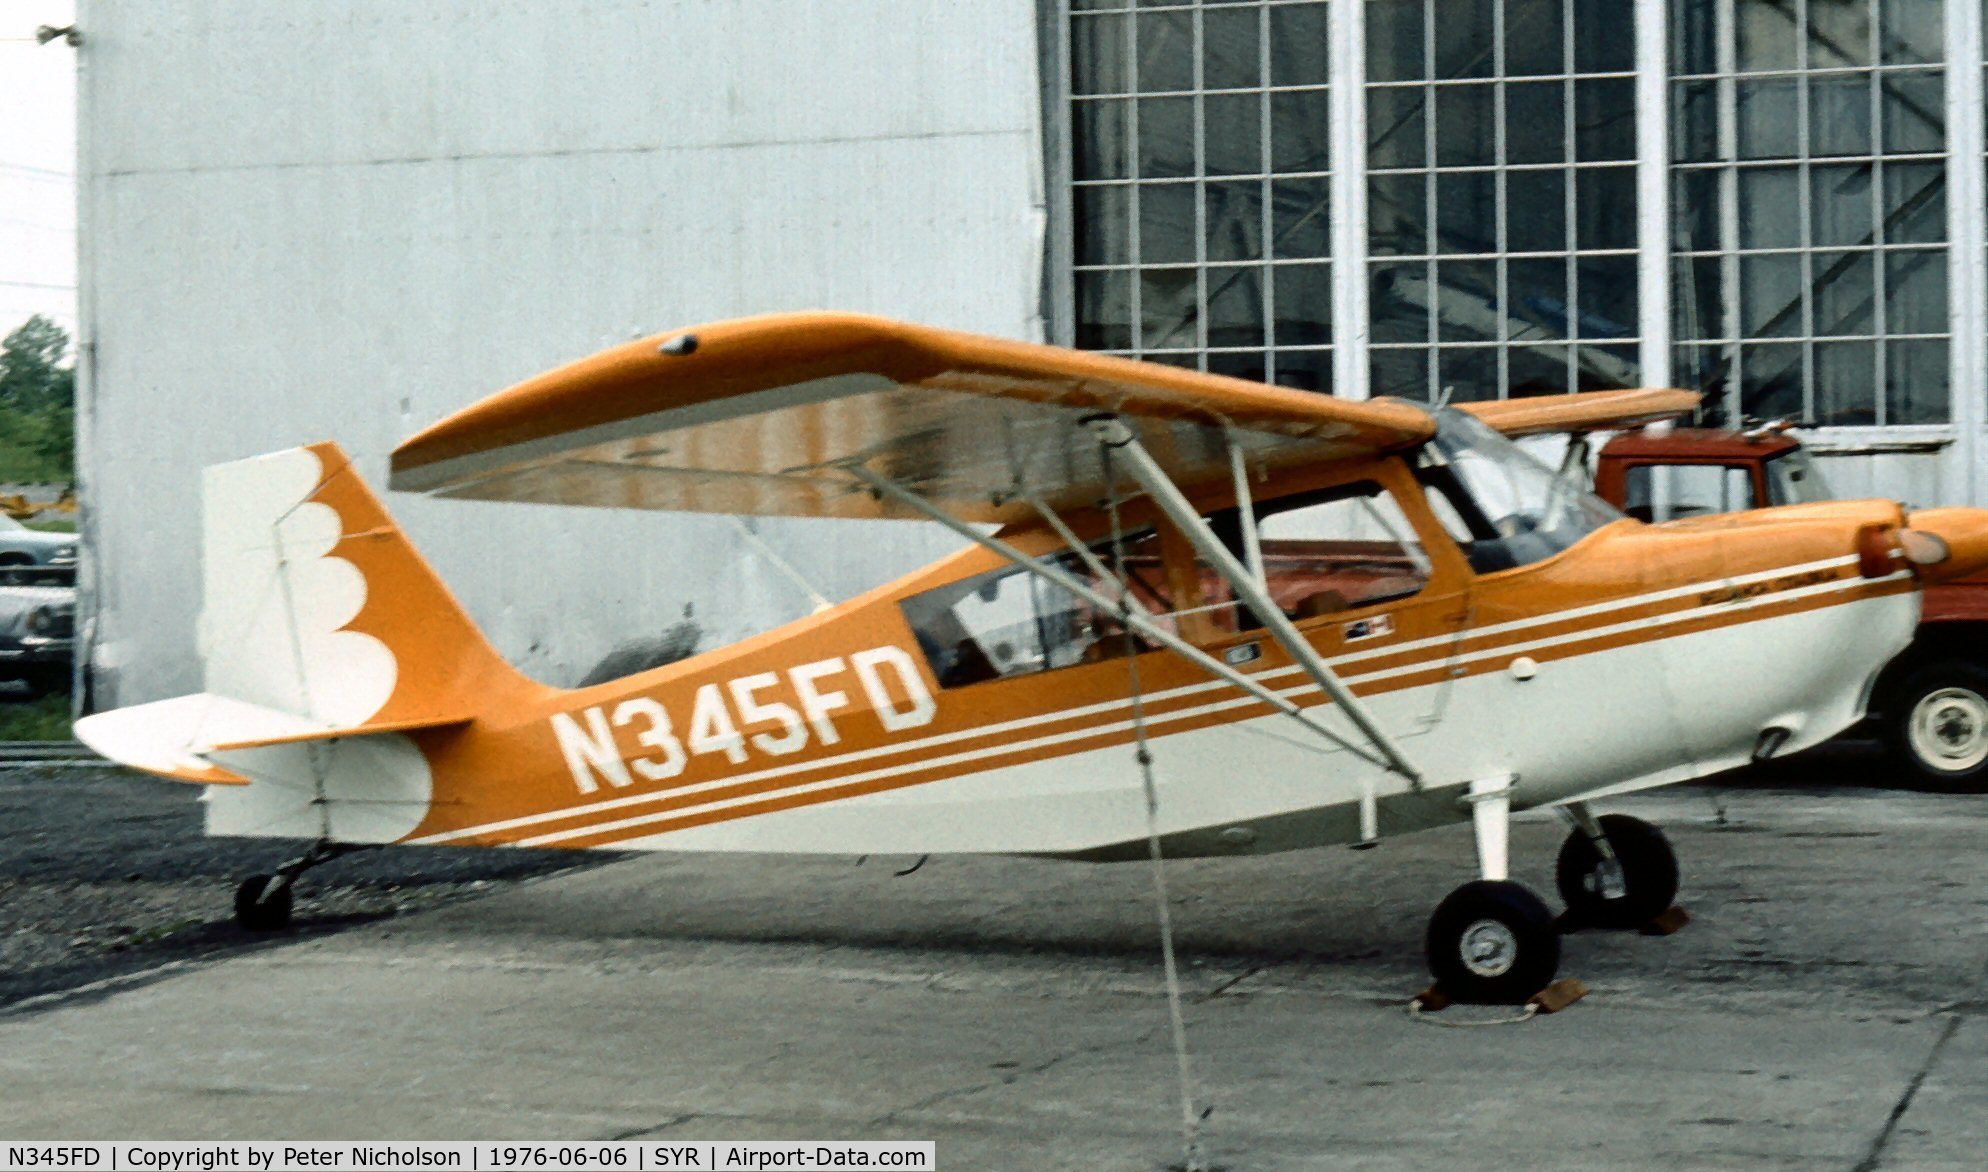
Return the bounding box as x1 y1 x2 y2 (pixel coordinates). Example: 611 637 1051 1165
22 518 73 533
0 692 72 740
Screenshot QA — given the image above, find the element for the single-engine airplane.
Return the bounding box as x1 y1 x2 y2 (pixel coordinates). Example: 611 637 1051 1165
76 313 1988 1002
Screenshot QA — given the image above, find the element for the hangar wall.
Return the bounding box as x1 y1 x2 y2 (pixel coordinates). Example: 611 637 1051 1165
75 0 1047 705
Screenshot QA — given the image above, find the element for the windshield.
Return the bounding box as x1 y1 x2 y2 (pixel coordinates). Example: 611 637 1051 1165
1765 448 1832 506
1418 405 1624 573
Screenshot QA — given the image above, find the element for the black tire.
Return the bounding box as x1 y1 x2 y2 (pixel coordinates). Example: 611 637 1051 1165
1555 814 1680 930
1883 659 1988 793
1425 879 1561 1004
234 875 293 932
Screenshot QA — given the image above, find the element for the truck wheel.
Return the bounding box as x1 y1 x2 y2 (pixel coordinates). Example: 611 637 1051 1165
1887 660 1988 793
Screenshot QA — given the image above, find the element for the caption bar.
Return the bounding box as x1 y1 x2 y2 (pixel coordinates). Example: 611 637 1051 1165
4 1143 936 1171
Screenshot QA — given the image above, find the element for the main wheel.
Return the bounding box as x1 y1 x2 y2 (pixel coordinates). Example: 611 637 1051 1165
1555 814 1680 930
1425 880 1560 1004
234 875 293 932
1884 660 1988 793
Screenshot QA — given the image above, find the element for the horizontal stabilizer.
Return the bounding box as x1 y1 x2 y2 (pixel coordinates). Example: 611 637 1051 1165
75 694 470 784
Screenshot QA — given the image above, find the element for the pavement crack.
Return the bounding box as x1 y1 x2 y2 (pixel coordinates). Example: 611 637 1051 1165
605 1113 702 1140
1853 1014 1963 1172
1201 965 1263 1000
869 1021 1170 1126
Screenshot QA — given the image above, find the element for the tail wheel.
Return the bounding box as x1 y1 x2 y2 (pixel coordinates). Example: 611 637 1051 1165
1885 660 1988 793
1425 880 1560 1004
234 875 293 932
1555 814 1679 929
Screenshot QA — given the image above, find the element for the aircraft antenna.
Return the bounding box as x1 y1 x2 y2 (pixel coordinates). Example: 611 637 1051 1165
1102 443 1209 1172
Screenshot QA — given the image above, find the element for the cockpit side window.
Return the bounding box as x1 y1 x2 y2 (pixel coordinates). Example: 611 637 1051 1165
1416 405 1623 574
898 528 1174 689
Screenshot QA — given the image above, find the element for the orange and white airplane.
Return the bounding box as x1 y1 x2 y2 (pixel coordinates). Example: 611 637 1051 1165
76 313 1988 1003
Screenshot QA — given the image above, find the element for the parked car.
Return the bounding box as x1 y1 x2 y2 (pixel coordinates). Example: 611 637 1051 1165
0 515 77 569
1588 422 1988 791
0 577 74 696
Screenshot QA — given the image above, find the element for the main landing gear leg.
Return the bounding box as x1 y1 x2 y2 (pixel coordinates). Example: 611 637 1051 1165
1424 775 1561 1004
234 840 365 932
1554 804 1680 930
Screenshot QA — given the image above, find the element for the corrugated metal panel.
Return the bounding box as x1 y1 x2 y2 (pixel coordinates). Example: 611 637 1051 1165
79 0 1046 703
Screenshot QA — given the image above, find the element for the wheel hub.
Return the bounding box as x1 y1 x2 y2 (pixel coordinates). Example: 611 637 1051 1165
1909 687 1988 772
1458 918 1518 978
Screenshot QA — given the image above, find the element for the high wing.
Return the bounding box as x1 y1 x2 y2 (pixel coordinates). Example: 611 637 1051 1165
387 312 1436 524
1456 388 1701 438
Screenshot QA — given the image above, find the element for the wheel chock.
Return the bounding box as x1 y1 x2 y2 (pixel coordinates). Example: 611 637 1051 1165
1639 905 1692 936
1410 985 1452 1013
1526 977 1588 1014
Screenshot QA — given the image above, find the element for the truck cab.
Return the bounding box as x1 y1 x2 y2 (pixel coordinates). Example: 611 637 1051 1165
1591 424 1988 792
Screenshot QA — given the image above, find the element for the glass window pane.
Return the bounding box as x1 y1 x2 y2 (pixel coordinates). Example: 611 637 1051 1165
1879 0 1944 67
1810 163 1875 248
1206 265 1268 349
1887 339 1949 424
1503 0 1565 76
1574 166 1636 251
1807 0 1874 69
1371 262 1433 344
1204 93 1262 176
1884 161 1947 243
1504 81 1567 166
1671 1 1720 76
1508 257 1568 339
1739 168 1802 251
1674 344 1735 414
1202 5 1260 90
1436 83 1499 168
1076 269 1134 350
1436 260 1499 341
1508 343 1573 395
1672 169 1721 253
1072 14 1130 96
1271 177 1333 259
1272 348 1333 392
1812 341 1877 425
1739 342 1807 421
1439 346 1500 402
1435 172 1497 254
1574 255 1638 338
1073 100 1132 181
1138 182 1197 264
1136 8 1194 93
1270 88 1332 173
1736 76 1801 159
1274 263 1333 344
1371 344 1433 399
1205 181 1264 263
1575 77 1636 161
1434 0 1497 80
1075 185 1133 266
1367 0 1428 82
1672 79 1722 163
1740 253 1803 338
1207 350 1268 382
1140 267 1198 349
1572 0 1633 73
1268 3 1331 87
1368 172 1429 255
1883 250 1948 336
1672 255 1728 340
1809 72 1875 158
1369 86 1428 170
1812 251 1878 337
1735 0 1798 72
1138 97 1196 179
1506 168 1567 253
1881 70 1945 155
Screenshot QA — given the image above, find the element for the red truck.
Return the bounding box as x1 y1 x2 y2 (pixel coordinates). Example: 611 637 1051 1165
1589 424 1988 791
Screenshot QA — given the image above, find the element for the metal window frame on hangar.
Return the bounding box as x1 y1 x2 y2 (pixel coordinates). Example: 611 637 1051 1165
71 0 1988 703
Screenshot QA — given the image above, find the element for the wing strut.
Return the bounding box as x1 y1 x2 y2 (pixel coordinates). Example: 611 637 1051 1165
1084 415 1426 791
841 465 1394 773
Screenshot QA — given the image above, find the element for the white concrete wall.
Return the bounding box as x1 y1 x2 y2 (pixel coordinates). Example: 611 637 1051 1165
76 0 1047 704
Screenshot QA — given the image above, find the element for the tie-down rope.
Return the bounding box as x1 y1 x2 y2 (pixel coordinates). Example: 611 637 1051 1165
1101 443 1207 1172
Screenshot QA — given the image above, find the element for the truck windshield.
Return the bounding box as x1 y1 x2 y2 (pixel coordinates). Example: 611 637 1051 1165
1417 405 1625 573
1765 448 1832 506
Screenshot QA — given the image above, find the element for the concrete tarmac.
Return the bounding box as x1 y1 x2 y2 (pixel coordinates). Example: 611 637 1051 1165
1 766 1984 1169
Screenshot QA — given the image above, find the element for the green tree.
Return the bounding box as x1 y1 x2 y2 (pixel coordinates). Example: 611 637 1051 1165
0 316 77 481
